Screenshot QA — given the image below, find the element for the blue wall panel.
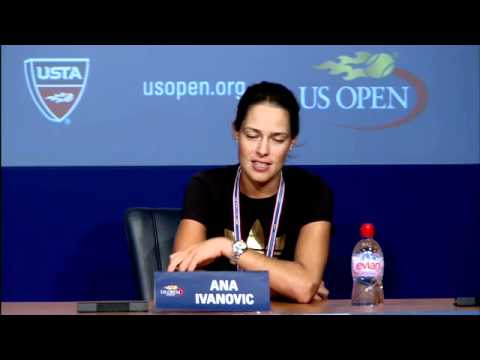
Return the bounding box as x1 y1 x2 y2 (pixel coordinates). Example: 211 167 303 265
3 165 479 300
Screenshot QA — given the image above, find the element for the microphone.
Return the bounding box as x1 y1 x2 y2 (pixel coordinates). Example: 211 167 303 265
77 300 149 313
454 297 480 307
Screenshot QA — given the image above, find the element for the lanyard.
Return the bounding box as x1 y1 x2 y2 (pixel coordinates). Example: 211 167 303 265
232 166 285 261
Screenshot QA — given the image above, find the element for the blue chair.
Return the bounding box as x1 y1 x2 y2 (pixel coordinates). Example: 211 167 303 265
125 208 181 300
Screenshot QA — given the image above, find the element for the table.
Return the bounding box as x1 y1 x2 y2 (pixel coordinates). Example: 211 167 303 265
2 299 479 315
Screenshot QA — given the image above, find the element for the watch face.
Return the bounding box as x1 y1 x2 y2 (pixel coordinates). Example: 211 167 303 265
231 241 247 265
233 241 247 254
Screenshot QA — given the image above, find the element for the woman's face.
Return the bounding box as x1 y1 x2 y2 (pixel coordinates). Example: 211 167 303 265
235 102 296 188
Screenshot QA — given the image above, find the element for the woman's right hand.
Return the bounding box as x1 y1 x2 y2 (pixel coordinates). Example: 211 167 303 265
167 237 231 272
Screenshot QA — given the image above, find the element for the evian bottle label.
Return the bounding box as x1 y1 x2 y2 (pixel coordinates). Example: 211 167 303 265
352 251 384 278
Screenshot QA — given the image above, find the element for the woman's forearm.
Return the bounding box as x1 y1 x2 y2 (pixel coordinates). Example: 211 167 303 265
231 249 324 303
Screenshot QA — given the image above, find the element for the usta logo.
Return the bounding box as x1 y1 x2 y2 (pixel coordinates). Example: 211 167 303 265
36 66 83 80
24 58 89 124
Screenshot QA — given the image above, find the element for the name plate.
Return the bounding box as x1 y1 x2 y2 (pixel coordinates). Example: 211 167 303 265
154 271 271 312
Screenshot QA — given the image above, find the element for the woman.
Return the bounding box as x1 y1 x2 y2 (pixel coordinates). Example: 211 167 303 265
167 81 333 303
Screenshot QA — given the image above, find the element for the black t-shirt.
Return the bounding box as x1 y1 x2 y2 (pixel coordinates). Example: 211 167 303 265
181 165 334 270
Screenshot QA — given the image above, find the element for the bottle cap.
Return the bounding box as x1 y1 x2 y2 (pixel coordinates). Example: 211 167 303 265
360 223 375 238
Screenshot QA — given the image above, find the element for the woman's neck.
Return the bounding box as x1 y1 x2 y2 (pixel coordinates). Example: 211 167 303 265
240 171 281 199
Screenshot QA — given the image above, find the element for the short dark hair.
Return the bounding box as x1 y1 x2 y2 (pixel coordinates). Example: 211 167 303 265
233 81 300 138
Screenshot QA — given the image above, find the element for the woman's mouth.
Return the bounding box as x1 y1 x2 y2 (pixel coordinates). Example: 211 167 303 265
252 161 271 172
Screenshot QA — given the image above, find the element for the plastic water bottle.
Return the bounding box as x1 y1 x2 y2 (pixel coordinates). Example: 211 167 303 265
351 223 384 306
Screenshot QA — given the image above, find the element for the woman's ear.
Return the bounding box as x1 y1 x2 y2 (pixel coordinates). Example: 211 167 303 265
289 138 297 151
232 123 239 142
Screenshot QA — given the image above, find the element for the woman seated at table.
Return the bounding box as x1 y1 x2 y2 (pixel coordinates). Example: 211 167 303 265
168 81 334 303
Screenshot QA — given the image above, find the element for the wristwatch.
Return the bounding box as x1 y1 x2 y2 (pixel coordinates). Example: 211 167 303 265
230 240 247 265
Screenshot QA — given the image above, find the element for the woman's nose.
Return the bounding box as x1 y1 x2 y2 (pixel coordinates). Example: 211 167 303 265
256 138 269 156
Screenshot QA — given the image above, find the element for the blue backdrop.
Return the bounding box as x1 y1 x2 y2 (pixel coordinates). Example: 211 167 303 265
2 45 479 300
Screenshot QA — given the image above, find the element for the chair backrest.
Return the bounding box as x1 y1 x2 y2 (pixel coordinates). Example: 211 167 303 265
125 207 181 300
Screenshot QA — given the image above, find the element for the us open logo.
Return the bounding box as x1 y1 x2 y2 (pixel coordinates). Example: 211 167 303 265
160 285 184 297
24 58 90 124
301 51 428 130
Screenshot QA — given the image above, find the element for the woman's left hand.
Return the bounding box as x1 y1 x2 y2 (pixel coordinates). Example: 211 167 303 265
167 237 232 272
312 281 329 301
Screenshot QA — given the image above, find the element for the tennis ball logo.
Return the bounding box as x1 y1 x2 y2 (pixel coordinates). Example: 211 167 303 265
314 51 397 80
365 53 395 78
